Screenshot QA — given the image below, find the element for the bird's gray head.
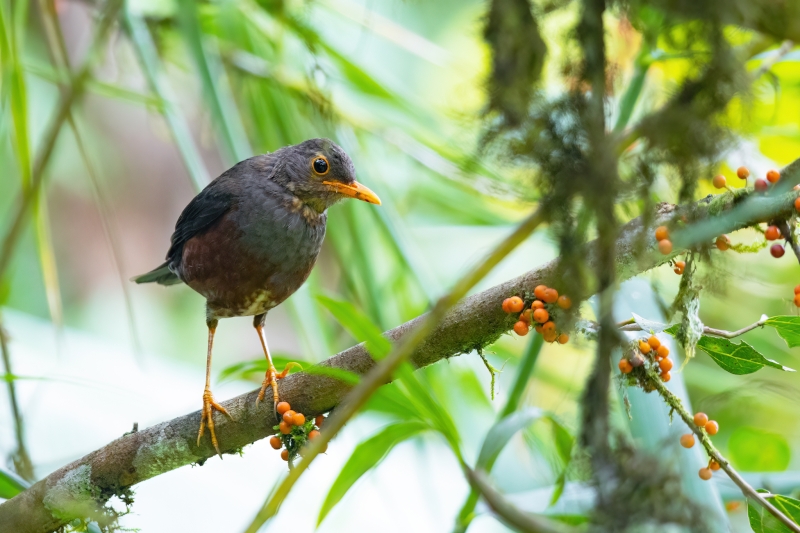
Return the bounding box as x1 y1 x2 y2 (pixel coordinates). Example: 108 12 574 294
273 138 380 212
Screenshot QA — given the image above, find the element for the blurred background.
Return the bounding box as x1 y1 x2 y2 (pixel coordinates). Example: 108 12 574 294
1 0 800 531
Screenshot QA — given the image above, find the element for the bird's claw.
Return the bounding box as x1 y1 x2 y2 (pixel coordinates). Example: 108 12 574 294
256 362 303 414
197 389 232 456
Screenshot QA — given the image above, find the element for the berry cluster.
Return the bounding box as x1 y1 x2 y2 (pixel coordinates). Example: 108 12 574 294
618 335 672 382
269 401 326 462
678 411 721 480
502 285 571 344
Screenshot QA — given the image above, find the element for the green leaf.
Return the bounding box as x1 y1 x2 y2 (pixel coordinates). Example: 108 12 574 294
0 466 29 499
693 336 794 375
748 493 800 533
317 421 429 525
477 407 545 469
546 415 574 506
729 427 790 472
316 295 392 359
217 354 301 383
765 316 800 348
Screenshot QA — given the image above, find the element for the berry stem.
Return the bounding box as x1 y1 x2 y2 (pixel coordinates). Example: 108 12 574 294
648 373 800 533
776 220 800 267
618 315 768 339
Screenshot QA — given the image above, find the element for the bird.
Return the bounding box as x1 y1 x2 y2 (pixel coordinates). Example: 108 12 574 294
133 138 381 455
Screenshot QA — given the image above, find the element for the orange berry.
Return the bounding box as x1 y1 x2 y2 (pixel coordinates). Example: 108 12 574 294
281 449 289 461
543 330 558 343
513 321 529 336
659 358 673 372
755 178 768 191
693 412 709 426
639 340 651 354
309 429 320 440
673 260 685 275
794 284 800 294
705 420 719 435
543 288 559 304
715 235 730 251
648 336 661 349
795 197 800 212
292 413 306 426
283 410 296 424
519 309 532 323
557 295 572 309
698 467 712 480
531 300 545 309
712 174 726 189
655 226 669 241
534 324 543 333
315 415 324 427
709 460 721 471
736 166 750 180
726 501 741 512
680 434 695 448
765 225 780 240
534 285 548 300
771 244 785 258
279 421 291 434
661 371 671 382
767 169 780 183
619 359 633 374
542 321 556 334
794 293 800 307
270 436 282 450
507 296 524 313
557 333 569 344
657 345 670 359
533 308 549 324
658 239 673 255
277 402 291 415
501 299 512 313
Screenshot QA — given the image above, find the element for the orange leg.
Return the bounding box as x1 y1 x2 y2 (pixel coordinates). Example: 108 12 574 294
197 319 232 456
254 314 302 408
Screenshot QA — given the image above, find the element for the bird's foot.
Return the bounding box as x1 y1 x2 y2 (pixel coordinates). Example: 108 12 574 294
256 362 304 409
197 388 232 456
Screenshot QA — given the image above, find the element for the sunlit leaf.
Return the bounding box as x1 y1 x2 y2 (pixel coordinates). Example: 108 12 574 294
729 427 790 472
316 295 391 359
630 313 669 334
765 316 800 348
317 421 429 525
477 407 545 469
693 336 794 374
217 355 301 383
748 493 800 533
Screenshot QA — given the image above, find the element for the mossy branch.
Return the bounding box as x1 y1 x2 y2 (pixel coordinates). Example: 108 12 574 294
2 165 800 532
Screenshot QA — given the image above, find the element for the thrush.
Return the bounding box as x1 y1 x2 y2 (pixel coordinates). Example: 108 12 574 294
133 138 381 455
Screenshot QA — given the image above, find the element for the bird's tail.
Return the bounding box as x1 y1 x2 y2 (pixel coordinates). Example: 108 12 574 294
131 262 183 286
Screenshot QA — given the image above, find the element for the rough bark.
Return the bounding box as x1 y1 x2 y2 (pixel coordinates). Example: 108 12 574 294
1 174 799 532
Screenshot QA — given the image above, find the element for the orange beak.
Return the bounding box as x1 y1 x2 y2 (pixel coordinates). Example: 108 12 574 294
322 180 381 205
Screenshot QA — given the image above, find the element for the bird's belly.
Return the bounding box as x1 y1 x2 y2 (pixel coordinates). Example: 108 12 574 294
180 213 323 318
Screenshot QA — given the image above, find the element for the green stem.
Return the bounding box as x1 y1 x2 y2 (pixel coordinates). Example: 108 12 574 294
454 333 545 532
612 53 651 133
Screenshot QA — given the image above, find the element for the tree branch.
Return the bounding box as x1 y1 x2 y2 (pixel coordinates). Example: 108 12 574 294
619 315 769 338
2 173 800 532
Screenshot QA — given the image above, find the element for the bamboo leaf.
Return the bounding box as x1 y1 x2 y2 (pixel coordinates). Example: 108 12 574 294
477 407 546 469
316 295 391 359
217 355 301 383
317 421 429 525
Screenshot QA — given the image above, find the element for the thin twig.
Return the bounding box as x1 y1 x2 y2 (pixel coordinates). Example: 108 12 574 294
0 318 34 482
463 467 576 533
618 316 768 339
754 40 795 78
243 207 548 533
650 374 800 533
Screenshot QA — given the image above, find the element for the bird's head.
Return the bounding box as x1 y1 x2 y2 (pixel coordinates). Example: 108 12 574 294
277 138 381 213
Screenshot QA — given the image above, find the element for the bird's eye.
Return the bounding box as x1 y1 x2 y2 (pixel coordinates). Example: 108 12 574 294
312 157 329 175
